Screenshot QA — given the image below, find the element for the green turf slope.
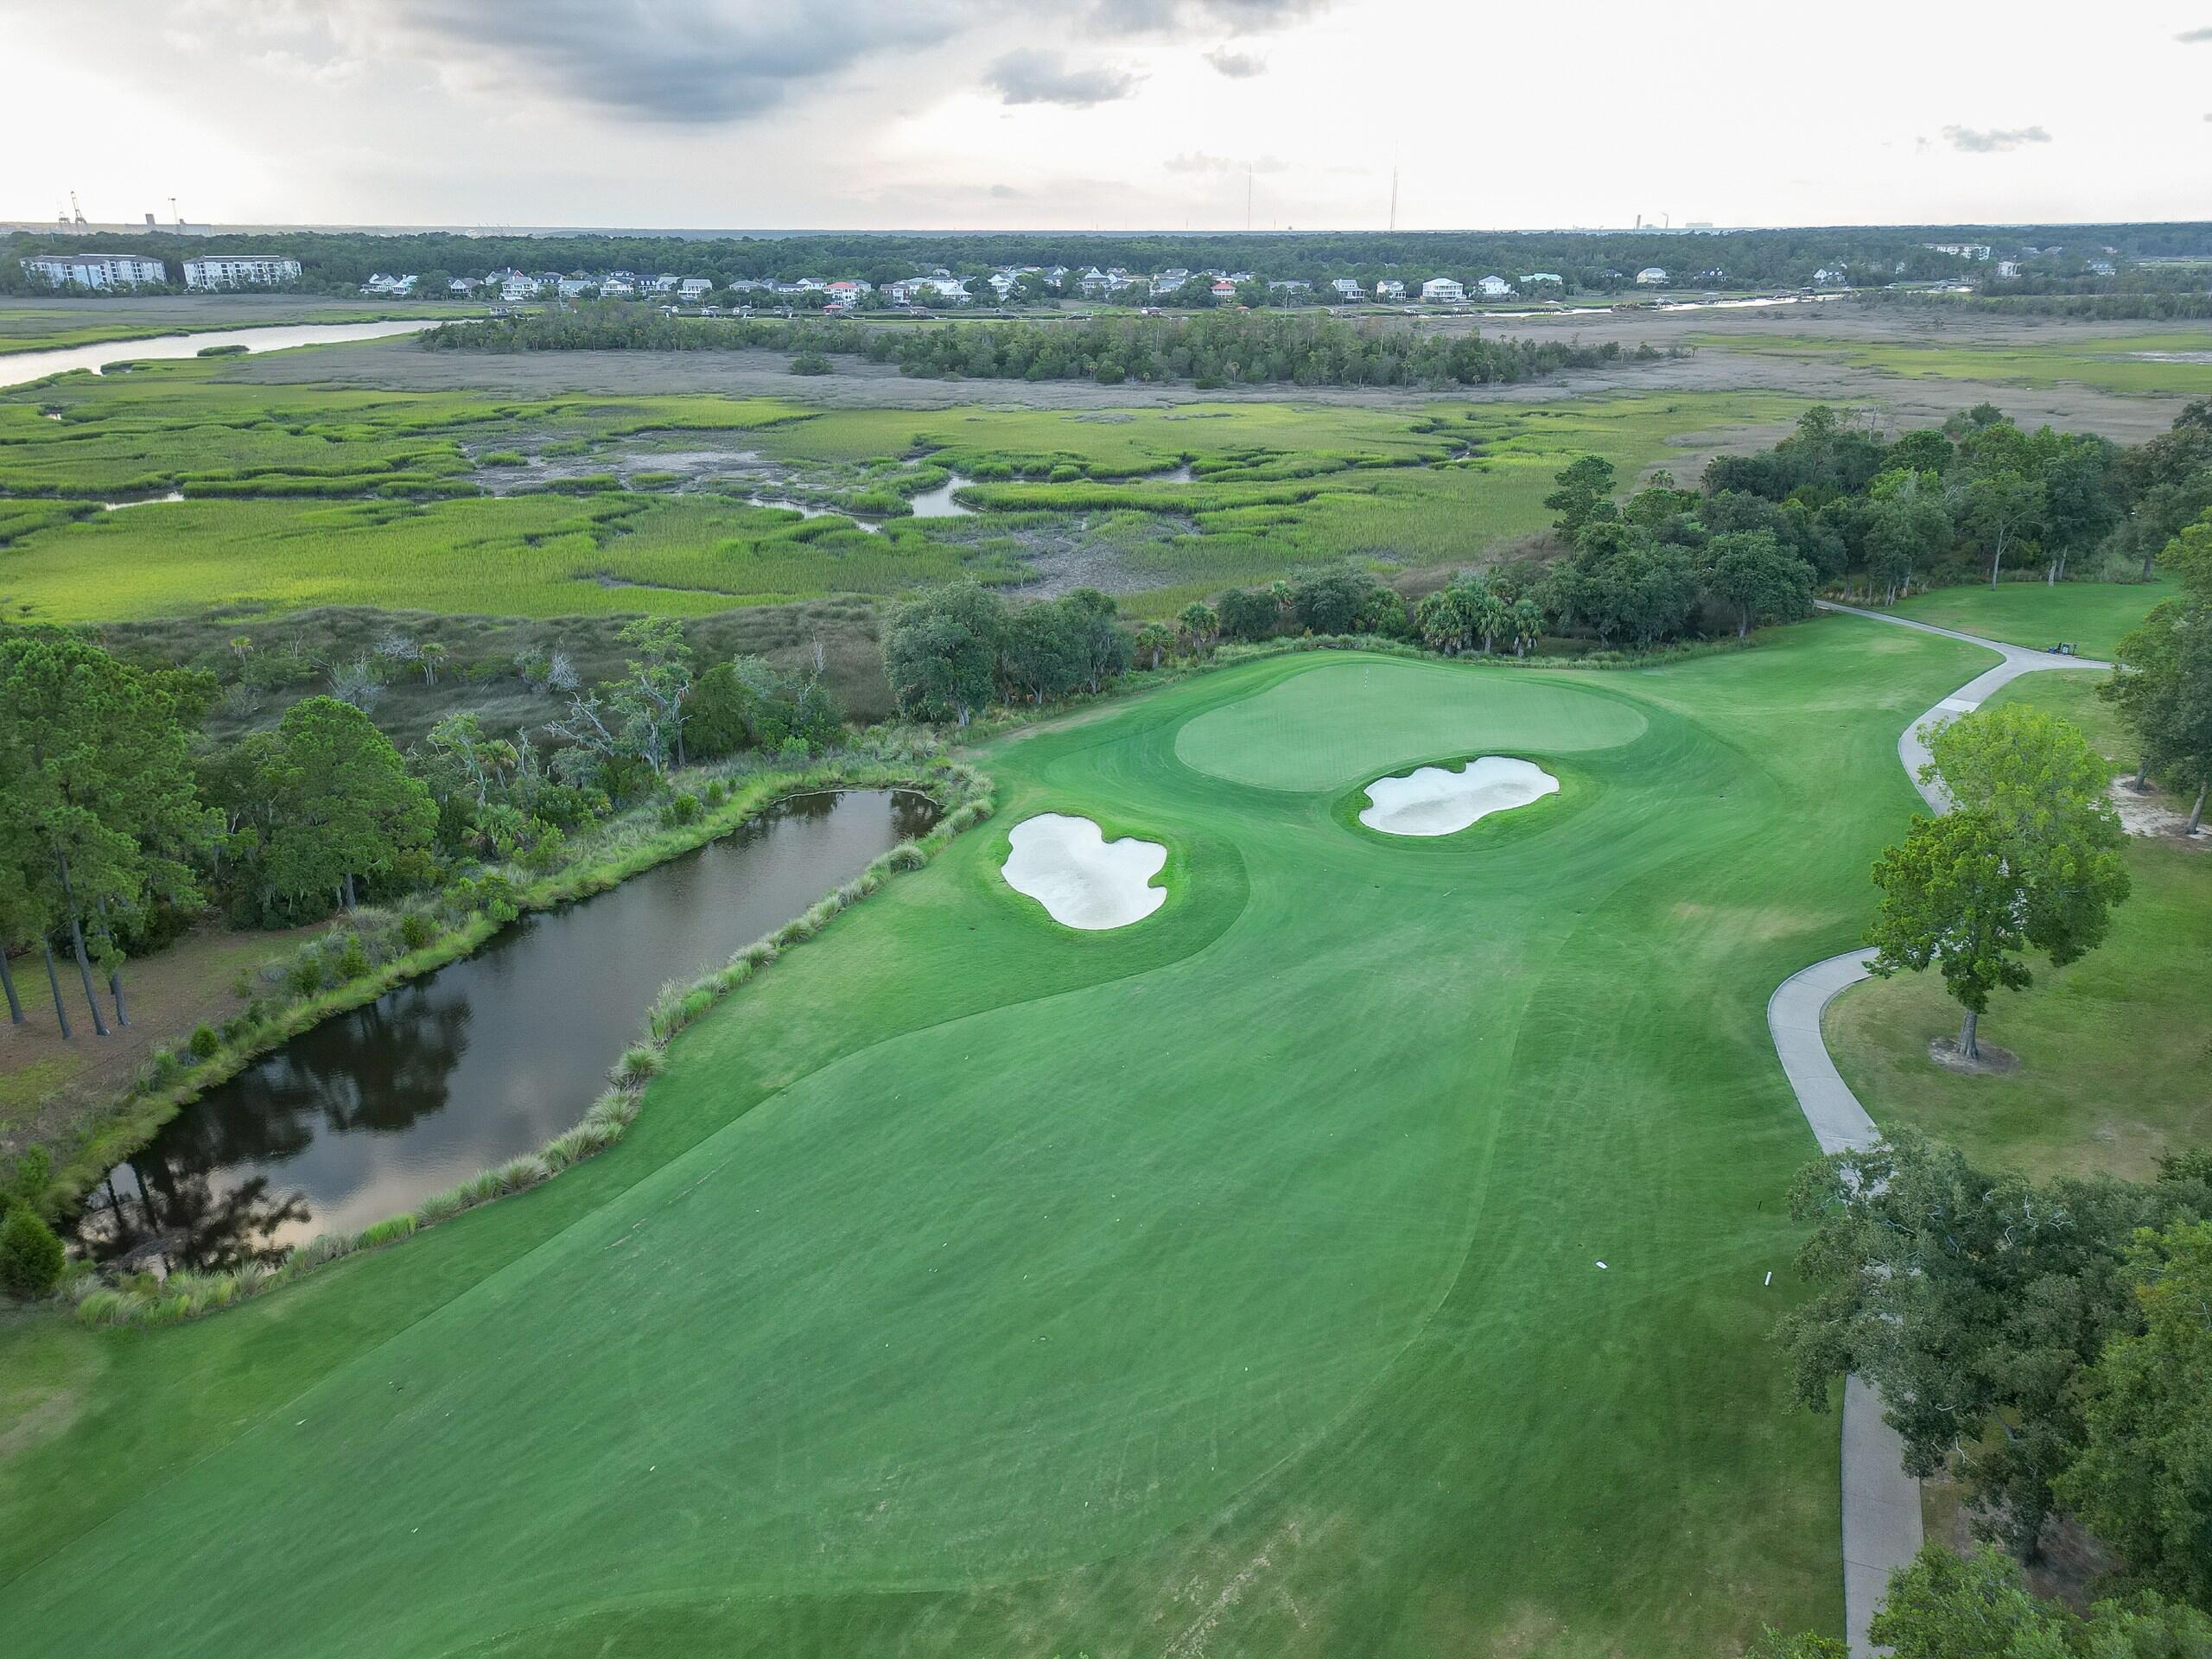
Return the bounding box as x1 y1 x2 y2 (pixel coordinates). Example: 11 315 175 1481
1884 576 2175 661
0 616 1988 1657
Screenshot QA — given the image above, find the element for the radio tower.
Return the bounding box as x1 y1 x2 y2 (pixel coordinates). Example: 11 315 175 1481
1389 150 1399 234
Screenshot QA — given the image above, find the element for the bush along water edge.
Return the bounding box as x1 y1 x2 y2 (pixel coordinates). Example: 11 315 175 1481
58 752 993 1328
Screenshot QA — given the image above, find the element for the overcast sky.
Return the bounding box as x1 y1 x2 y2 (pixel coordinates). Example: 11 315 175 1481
8 1 2209 232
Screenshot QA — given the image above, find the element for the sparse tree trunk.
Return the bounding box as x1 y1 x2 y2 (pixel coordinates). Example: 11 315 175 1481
0 948 20 1025
41 939 71 1040
2189 782 2208 837
342 871 357 910
2143 547 2158 582
54 848 110 1036
67 913 110 1038
1989 536 2005 588
1958 1006 1980 1060
96 900 127 1027
2133 757 2150 790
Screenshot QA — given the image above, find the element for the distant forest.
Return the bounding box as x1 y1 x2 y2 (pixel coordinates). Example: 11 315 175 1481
425 305 1672 388
8 222 2212 297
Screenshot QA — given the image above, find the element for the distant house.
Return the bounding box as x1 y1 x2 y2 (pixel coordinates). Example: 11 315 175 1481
1633 267 1668 287
22 252 168 289
1996 260 2021 280
362 272 417 296
1476 275 1513 299
1374 278 1406 301
1522 272 1563 287
599 277 637 299
1332 277 1363 300
556 274 594 297
1268 278 1313 297
2086 258 2115 276
649 274 680 293
1421 276 1465 303
1211 278 1238 299
1812 267 1847 286
826 279 871 306
181 254 301 290
1697 268 1727 283
448 277 477 296
678 277 713 299
1151 267 1191 296
1926 243 1993 260
988 270 1019 299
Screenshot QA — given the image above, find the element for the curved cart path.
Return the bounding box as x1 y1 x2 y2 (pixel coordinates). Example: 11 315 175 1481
1771 603 2112 1655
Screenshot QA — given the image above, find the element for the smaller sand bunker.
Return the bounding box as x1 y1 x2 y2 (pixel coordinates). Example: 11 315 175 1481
1359 758 1559 837
1002 814 1167 929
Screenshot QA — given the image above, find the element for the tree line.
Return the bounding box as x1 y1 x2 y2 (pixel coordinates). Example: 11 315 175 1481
13 222 2212 299
427 303 1660 389
0 619 844 1039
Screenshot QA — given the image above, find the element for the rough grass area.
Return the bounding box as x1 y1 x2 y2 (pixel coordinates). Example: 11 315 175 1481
1882 575 2176 660
1824 667 2210 1182
0 617 1993 1657
1688 327 2212 397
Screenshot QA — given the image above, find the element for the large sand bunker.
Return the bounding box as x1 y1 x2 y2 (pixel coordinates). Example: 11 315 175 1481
1359 758 1559 836
1002 814 1167 929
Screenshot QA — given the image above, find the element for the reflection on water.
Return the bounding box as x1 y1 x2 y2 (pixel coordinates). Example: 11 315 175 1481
0 320 440 389
79 790 939 1270
907 473 975 517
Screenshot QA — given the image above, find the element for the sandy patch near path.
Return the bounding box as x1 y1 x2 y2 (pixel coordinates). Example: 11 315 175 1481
1359 758 1559 836
1002 813 1167 929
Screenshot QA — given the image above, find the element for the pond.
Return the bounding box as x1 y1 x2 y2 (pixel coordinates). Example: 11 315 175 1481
0 319 440 389
76 789 940 1270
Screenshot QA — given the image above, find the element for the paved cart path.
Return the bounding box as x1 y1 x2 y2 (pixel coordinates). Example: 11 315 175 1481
1772 602 2112 1655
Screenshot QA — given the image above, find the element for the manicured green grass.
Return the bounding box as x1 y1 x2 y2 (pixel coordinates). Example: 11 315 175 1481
1883 576 2175 659
1824 668 2210 1183
1693 328 2212 397
0 615 1989 1656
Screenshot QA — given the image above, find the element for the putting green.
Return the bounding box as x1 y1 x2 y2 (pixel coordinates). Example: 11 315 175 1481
1173 654 1648 791
0 618 1992 1656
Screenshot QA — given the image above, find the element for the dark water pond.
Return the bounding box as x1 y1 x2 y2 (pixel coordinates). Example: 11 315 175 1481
78 789 938 1270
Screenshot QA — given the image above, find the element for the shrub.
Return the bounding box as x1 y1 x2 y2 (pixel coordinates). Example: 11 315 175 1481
0 1207 64 1298
356 1213 417 1249
702 780 727 807
398 911 438 950
416 1185 470 1225
188 1023 221 1059
660 791 702 827
492 1154 548 1193
286 957 327 997
334 935 371 982
609 1044 663 1086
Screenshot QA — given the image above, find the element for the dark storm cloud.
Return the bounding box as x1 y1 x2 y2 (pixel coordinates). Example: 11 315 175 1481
1204 47 1268 76
986 49 1142 106
1942 124 2052 153
389 0 951 123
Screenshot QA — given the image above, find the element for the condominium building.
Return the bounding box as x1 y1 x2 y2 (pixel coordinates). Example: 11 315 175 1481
181 254 302 290
21 252 168 289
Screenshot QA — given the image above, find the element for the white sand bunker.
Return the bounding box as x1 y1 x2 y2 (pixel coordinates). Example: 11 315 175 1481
1359 758 1559 837
1002 814 1167 929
